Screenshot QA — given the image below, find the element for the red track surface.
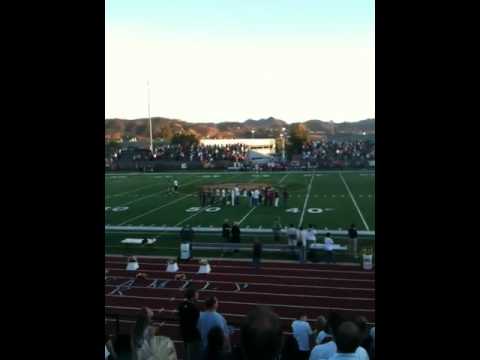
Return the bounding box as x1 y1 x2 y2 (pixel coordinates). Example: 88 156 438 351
105 255 375 359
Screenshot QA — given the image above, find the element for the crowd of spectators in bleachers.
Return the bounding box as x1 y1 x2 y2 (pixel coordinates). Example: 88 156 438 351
107 139 375 170
106 286 375 360
300 140 375 166
152 143 250 163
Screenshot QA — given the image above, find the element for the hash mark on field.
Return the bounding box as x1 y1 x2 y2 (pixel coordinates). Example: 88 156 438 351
339 172 370 231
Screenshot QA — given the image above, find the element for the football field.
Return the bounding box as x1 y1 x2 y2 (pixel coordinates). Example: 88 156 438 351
105 170 374 232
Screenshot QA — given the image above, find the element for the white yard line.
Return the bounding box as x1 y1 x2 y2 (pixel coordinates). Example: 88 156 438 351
238 207 257 225
298 175 315 228
117 177 203 207
339 172 370 231
105 182 165 200
278 173 289 184
175 207 208 226
173 174 240 227
118 193 193 225
238 173 288 226
106 170 374 176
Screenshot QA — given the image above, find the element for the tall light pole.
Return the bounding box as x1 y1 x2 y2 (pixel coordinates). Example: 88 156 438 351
147 81 153 154
281 127 286 162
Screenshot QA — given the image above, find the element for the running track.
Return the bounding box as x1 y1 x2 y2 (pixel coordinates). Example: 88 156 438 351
105 255 375 359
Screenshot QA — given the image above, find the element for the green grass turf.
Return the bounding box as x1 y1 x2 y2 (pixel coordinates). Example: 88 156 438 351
105 171 375 231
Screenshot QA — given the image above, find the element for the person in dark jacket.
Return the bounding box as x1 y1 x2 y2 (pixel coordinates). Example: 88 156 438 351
348 224 359 258
252 239 262 269
177 286 202 360
231 222 241 252
222 219 231 242
282 189 289 208
180 225 194 243
202 326 229 360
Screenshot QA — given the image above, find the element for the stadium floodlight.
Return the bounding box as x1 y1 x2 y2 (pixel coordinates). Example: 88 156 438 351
147 81 153 154
280 127 287 161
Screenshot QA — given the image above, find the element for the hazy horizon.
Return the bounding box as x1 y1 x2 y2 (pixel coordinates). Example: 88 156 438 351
106 0 374 123
105 115 374 124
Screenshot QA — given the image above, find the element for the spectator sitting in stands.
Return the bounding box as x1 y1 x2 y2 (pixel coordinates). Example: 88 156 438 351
233 306 283 360
197 296 231 352
202 326 229 360
131 307 177 360
291 312 313 360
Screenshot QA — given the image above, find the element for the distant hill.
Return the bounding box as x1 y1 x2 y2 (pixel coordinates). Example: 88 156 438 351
105 116 374 141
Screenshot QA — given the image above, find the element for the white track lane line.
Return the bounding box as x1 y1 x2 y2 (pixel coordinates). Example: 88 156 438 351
105 267 374 283
339 172 370 231
107 275 374 292
105 293 374 313
105 260 374 275
105 305 375 324
105 283 374 301
298 175 315 228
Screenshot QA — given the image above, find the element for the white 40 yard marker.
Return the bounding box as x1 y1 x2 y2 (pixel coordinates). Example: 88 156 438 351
286 208 334 214
105 206 129 212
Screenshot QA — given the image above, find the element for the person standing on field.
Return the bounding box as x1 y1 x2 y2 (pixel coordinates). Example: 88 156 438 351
274 190 280 207
348 224 359 259
282 189 289 208
272 218 282 242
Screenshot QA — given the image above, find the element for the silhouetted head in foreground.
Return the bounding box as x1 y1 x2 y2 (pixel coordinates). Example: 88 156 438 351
240 306 283 360
335 321 362 354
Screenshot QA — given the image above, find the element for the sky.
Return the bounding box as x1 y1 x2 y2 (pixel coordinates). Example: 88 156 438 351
105 0 374 123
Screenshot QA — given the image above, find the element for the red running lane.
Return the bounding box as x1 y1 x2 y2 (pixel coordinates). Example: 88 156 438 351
105 294 375 322
107 268 375 289
106 276 374 298
105 285 374 309
105 260 374 280
106 255 372 272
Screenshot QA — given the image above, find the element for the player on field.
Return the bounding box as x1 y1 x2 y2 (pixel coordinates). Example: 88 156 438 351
173 179 179 193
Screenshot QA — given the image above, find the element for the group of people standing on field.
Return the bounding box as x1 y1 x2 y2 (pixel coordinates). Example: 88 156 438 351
199 186 289 209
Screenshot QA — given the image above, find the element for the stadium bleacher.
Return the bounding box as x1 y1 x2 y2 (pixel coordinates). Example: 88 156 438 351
105 255 375 360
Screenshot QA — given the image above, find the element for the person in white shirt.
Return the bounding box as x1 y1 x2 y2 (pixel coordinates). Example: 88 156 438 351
231 187 236 207
234 186 240 206
173 179 179 193
291 313 313 359
306 225 317 247
324 233 335 264
253 189 260 207
298 227 307 263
